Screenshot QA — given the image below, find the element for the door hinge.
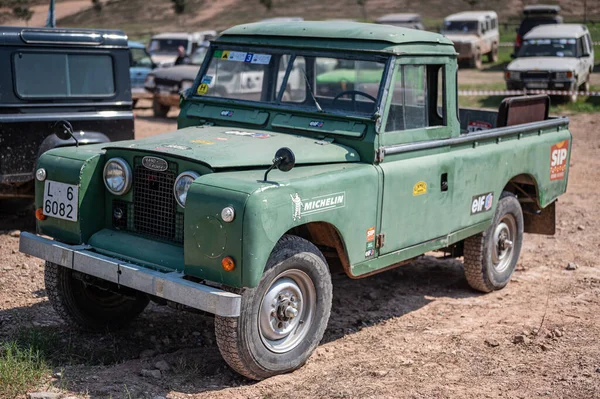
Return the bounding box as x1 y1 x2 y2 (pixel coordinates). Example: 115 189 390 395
376 233 385 249
375 147 385 163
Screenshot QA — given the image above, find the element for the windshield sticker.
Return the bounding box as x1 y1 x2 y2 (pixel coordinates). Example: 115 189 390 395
249 53 272 65
197 83 209 95
191 140 214 145
220 110 234 117
224 130 271 139
309 121 324 128
471 192 494 215
201 76 213 85
413 181 427 196
157 144 191 151
291 192 345 221
226 51 248 62
550 140 569 181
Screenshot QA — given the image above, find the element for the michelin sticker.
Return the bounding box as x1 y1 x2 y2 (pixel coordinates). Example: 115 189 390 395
290 192 345 221
471 192 494 215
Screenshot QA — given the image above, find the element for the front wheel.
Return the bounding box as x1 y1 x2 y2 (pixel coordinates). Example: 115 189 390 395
152 98 170 118
215 235 332 380
487 44 498 63
469 52 483 69
463 192 524 292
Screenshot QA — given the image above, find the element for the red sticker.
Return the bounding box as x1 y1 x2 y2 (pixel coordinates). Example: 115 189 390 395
550 140 569 181
366 227 375 242
467 121 492 133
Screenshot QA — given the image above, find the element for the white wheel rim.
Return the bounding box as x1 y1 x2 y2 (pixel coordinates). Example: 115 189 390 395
492 214 517 273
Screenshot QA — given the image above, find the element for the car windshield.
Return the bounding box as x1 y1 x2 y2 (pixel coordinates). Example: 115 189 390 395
443 20 478 33
193 47 387 118
149 38 188 54
518 38 577 57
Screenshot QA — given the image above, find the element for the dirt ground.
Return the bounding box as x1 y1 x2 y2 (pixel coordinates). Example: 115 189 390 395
0 109 599 399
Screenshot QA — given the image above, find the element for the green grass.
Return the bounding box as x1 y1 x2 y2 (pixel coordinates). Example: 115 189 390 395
0 341 50 398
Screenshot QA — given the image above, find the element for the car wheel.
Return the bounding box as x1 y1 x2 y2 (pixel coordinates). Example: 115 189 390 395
45 261 149 331
463 192 524 293
132 99 138 109
152 98 170 118
214 235 333 380
487 44 498 63
469 52 482 69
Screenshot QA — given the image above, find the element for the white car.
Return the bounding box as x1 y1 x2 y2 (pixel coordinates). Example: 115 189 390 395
441 11 499 69
148 31 217 67
505 24 594 102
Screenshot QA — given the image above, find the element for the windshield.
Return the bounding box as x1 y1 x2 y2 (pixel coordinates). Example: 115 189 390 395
149 38 188 54
443 20 478 33
130 48 153 67
518 38 577 57
193 47 387 118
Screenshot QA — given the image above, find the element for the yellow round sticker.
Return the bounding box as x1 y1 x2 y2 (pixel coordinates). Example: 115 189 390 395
197 83 209 95
413 181 427 196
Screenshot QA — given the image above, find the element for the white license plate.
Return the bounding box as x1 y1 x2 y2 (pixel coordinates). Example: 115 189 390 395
527 82 548 89
43 180 78 221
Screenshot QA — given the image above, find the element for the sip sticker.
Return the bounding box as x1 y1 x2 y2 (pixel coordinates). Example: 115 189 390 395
550 140 569 181
197 83 209 95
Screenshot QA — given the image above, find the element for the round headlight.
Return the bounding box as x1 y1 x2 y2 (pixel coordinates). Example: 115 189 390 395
174 171 199 208
103 158 132 195
221 206 235 222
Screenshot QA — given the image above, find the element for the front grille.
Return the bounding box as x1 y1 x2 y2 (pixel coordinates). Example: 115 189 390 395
522 71 550 80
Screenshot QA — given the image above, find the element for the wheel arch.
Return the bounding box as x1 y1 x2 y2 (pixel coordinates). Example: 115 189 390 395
283 221 352 278
501 173 555 235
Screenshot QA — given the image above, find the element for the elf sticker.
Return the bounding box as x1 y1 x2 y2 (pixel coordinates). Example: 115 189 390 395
467 121 492 133
550 140 569 181
471 192 494 215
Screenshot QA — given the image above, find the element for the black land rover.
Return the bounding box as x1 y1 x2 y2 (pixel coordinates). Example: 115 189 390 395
0 27 134 198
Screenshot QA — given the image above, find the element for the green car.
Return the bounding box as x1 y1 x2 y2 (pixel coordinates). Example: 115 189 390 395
21 21 571 380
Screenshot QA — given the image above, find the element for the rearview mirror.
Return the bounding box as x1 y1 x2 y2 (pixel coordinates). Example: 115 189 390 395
263 147 295 181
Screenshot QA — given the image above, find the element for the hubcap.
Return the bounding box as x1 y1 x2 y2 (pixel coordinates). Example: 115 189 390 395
259 269 316 353
492 214 517 273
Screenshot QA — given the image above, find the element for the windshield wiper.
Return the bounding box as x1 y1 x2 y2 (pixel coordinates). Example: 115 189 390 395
301 68 324 113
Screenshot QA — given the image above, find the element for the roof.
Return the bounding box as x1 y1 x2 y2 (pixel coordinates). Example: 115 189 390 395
444 11 497 22
525 24 588 39
151 32 191 40
375 13 422 23
0 26 128 48
219 21 453 47
523 4 560 14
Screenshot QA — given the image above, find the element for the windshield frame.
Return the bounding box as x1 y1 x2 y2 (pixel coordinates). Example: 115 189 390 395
187 43 392 121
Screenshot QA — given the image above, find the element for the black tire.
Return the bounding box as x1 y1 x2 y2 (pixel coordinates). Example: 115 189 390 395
487 44 498 63
45 261 149 331
215 235 332 380
463 192 524 293
132 99 139 109
469 52 482 69
152 99 170 118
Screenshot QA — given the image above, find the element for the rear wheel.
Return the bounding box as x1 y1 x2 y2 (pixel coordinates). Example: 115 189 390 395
463 192 524 292
132 99 139 109
152 98 170 118
487 44 498 63
45 262 149 331
215 235 332 380
469 52 482 69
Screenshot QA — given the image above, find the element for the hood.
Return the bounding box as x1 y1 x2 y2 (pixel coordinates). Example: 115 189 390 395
443 33 479 43
151 54 177 67
152 65 200 81
103 126 360 169
507 57 579 72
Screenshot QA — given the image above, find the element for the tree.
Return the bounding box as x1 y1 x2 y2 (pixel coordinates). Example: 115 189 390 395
171 0 186 14
462 0 479 10
11 0 33 26
259 0 273 10
92 0 102 13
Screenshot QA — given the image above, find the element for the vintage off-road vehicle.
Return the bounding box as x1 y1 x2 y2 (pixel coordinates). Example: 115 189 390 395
0 27 134 198
441 11 499 69
20 21 571 380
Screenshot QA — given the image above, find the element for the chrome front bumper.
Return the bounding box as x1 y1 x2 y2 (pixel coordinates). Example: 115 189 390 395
19 232 241 317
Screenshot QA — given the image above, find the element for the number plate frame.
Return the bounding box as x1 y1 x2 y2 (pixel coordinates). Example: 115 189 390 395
43 180 79 222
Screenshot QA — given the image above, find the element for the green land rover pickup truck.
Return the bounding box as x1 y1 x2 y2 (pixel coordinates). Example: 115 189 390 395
20 21 572 380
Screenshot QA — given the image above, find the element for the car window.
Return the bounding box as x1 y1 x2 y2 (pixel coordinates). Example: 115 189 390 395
443 21 478 33
14 53 115 98
149 38 188 54
278 56 306 103
518 39 577 57
131 48 153 67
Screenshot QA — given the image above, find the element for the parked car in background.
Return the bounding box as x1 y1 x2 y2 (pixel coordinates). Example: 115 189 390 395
0 26 134 199
374 13 424 30
148 31 217 67
441 11 499 69
514 5 562 56
145 47 209 117
505 24 594 102
129 41 156 108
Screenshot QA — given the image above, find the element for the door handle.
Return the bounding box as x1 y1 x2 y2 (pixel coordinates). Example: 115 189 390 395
441 173 449 192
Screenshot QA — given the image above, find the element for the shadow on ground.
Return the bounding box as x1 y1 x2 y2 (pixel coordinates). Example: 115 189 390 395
0 199 36 232
0 255 479 397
